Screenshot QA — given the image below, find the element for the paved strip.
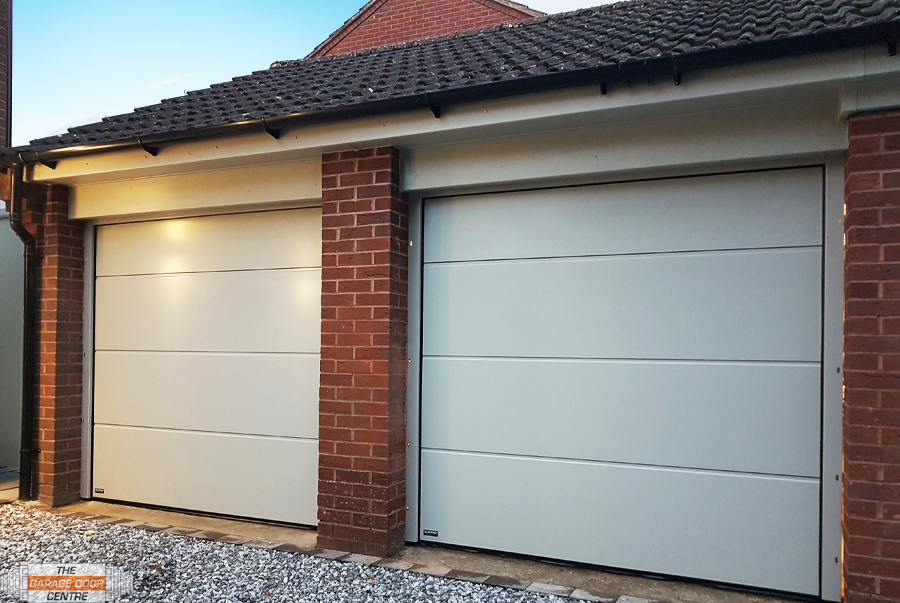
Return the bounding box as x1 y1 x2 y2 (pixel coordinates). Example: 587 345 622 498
21 504 635 603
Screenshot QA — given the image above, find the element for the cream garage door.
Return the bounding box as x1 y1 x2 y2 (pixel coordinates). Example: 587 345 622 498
419 168 823 595
92 208 321 524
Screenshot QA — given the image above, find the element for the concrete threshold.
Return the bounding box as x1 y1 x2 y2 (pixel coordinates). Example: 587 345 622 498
47 500 799 603
0 469 19 504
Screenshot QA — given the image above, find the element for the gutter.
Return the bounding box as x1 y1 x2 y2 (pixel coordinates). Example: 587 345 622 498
8 163 38 501
2 20 898 169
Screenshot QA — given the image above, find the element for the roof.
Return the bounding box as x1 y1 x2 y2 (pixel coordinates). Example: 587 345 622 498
307 0 544 58
11 0 900 161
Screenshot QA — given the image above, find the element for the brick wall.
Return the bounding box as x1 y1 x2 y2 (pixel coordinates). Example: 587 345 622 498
9 177 84 505
312 0 533 57
0 0 10 146
318 147 409 555
844 108 900 603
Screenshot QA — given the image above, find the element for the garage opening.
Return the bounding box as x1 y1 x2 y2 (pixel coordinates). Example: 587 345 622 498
418 168 824 595
91 208 321 525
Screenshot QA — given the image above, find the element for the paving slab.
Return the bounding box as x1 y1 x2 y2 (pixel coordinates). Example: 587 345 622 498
373 560 416 571
138 523 169 532
411 565 452 577
485 575 532 590
243 539 280 549
314 549 349 560
217 535 250 545
446 569 490 583
274 543 305 554
342 553 382 566
189 530 227 541
163 527 198 536
572 589 618 602
528 582 575 597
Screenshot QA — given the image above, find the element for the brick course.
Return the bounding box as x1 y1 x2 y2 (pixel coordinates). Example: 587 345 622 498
318 146 409 555
312 0 534 57
844 108 900 603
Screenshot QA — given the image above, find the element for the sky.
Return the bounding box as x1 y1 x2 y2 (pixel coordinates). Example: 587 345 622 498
11 0 612 146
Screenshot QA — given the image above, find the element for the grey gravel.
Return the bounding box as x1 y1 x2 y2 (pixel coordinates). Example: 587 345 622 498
0 504 569 603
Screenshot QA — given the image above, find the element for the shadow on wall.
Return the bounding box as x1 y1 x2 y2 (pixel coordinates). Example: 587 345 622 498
0 212 22 471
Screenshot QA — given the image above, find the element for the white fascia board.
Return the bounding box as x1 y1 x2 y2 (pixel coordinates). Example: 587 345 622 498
404 93 846 193
841 45 900 117
31 45 900 188
69 159 321 222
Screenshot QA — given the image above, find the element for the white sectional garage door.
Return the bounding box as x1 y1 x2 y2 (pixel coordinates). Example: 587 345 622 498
92 208 321 525
419 168 824 595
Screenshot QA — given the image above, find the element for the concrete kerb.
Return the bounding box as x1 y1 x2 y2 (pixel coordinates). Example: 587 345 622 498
41 507 633 602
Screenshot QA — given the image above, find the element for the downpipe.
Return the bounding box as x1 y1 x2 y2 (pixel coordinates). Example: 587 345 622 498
8 163 38 500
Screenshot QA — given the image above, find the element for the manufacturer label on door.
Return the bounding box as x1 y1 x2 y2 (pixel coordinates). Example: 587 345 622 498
423 530 438 537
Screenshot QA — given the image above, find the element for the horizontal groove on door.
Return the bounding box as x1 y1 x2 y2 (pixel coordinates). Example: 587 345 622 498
421 357 820 476
422 354 821 365
420 449 820 595
94 349 321 355
94 423 319 442
95 265 323 279
94 351 319 439
95 268 321 353
424 168 823 263
419 447 820 480
424 248 821 362
97 208 323 276
93 425 319 525
423 244 823 266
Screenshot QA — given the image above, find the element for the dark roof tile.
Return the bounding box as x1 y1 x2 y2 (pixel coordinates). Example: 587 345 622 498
18 0 900 154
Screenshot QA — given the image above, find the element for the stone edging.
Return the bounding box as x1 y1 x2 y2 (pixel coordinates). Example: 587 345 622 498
50 509 655 603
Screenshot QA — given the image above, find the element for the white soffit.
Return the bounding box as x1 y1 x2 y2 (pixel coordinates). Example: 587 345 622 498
31 45 900 188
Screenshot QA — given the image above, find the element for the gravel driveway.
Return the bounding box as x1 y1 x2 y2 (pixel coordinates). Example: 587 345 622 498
0 503 567 603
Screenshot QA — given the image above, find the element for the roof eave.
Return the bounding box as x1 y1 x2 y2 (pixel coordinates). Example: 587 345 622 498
4 20 898 170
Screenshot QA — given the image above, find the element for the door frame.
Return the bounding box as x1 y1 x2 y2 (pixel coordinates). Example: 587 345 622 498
405 158 844 600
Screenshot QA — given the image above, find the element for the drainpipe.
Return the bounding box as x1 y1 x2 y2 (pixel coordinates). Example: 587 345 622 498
8 163 38 500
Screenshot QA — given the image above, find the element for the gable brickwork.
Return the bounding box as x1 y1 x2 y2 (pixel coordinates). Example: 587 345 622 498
843 108 900 603
309 0 540 58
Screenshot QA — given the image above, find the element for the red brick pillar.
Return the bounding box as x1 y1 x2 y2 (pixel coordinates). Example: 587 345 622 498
15 180 84 506
318 147 408 555
844 108 900 603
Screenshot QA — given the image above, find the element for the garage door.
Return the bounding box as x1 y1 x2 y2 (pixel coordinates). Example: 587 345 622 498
419 168 823 594
92 208 320 525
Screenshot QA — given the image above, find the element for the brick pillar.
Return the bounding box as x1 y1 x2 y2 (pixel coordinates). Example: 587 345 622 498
844 108 900 603
15 180 84 506
318 147 408 555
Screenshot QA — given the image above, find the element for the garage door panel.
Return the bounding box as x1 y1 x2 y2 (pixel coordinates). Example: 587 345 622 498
423 248 821 362
93 425 317 525
422 357 820 477
97 208 322 276
420 450 820 595
94 351 319 439
424 168 822 263
95 268 321 353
